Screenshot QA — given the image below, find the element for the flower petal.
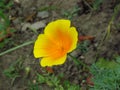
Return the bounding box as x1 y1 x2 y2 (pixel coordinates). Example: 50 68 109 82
68 27 78 52
44 19 73 54
33 34 58 58
44 19 70 38
40 54 67 67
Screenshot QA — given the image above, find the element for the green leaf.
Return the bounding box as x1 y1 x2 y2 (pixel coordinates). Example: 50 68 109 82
96 58 120 70
37 74 46 84
116 56 120 63
0 24 5 30
92 0 103 10
90 56 120 90
0 41 5 48
0 11 10 27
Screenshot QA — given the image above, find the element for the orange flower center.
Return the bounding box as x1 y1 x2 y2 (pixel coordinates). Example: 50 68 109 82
43 27 73 61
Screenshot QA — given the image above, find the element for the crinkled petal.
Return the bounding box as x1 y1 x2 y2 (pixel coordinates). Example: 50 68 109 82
40 54 67 67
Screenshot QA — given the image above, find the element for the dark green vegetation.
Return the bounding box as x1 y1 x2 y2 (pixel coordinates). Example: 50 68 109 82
0 0 14 48
90 56 120 90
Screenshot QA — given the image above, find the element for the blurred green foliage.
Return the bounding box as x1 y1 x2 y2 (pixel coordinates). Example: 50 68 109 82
92 0 103 11
90 56 120 90
29 73 81 90
62 6 80 20
3 57 24 85
96 3 120 43
0 0 13 12
0 0 14 48
77 40 90 53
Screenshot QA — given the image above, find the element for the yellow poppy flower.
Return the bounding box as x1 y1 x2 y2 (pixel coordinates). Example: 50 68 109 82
33 19 78 67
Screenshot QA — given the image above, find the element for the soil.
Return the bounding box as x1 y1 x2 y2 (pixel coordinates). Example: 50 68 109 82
0 0 120 90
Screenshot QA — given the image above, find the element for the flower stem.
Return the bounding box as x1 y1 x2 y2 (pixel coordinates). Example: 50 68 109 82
68 54 89 69
0 40 34 56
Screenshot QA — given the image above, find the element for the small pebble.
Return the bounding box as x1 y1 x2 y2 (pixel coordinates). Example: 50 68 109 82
37 11 49 19
21 23 31 31
79 55 85 60
94 43 98 47
12 18 20 25
14 0 20 3
33 80 36 84
30 21 46 30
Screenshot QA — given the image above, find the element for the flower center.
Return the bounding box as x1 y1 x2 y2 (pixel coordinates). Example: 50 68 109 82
58 45 67 57
60 46 65 53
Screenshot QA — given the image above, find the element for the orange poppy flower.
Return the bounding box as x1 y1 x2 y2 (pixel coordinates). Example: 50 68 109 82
33 19 78 67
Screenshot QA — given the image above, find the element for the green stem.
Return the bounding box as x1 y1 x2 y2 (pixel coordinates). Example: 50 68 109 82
68 54 89 69
0 40 34 56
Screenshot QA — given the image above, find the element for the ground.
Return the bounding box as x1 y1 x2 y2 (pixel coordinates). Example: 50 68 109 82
0 0 120 90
